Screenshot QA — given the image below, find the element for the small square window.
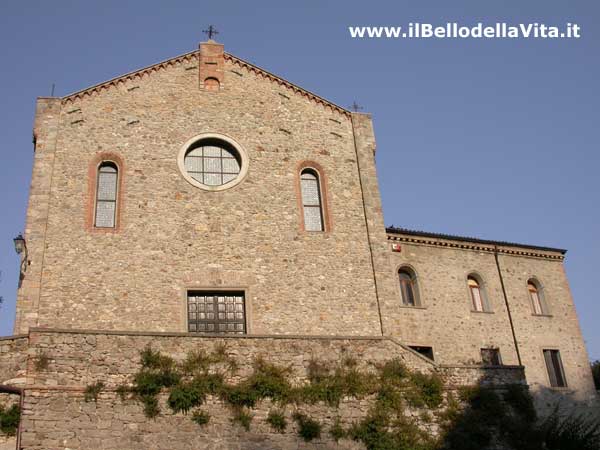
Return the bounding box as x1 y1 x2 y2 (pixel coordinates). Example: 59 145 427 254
481 348 502 366
409 346 434 361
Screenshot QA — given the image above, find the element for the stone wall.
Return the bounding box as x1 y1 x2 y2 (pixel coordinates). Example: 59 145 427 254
0 335 28 386
15 46 384 337
386 231 598 411
0 392 19 450
15 329 525 450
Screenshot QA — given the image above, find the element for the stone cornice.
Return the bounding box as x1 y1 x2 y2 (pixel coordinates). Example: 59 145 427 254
224 53 351 117
60 50 351 118
387 233 565 261
62 50 198 104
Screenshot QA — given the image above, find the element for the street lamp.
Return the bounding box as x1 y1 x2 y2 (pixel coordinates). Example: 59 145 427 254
13 234 26 255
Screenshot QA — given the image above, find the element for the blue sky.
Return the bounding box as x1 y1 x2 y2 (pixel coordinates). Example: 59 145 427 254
0 1 598 360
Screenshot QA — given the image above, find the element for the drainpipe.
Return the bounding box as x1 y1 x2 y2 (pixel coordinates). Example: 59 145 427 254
494 246 522 366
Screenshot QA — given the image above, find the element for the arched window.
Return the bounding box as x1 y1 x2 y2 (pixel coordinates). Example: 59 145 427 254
398 268 419 306
468 275 489 312
94 162 119 228
528 279 547 315
300 169 324 231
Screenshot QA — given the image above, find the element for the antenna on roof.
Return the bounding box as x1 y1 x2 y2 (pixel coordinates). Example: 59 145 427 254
51 83 55 97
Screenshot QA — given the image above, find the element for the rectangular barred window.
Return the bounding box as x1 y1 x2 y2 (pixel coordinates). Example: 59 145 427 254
187 291 246 334
543 349 567 387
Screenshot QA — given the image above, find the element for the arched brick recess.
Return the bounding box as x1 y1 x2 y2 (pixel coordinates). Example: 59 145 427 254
294 160 333 233
85 152 125 233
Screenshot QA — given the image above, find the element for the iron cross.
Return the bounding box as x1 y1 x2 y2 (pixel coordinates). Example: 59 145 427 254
351 101 363 112
203 25 219 40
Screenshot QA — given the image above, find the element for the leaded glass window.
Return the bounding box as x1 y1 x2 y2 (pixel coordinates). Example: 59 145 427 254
300 169 324 231
399 269 417 306
528 280 546 315
184 143 241 187
94 162 118 228
468 276 484 312
187 292 246 335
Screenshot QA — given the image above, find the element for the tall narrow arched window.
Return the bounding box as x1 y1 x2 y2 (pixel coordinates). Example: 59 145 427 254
528 279 547 315
398 268 419 306
468 275 489 312
94 162 118 228
300 169 324 231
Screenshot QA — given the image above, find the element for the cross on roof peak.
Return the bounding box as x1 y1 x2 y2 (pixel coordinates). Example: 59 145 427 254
351 101 364 112
203 25 220 40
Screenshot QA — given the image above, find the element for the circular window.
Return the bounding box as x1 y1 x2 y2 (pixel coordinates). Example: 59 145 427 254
178 133 248 191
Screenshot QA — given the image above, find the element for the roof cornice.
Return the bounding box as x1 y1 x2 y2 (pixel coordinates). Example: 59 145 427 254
62 50 198 103
387 227 566 261
60 49 351 117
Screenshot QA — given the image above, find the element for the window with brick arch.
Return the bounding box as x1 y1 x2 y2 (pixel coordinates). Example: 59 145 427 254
528 279 547 315
398 268 419 306
300 169 324 231
94 162 119 228
468 275 490 312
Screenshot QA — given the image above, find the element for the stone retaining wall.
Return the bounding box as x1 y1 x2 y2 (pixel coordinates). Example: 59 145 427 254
10 329 527 450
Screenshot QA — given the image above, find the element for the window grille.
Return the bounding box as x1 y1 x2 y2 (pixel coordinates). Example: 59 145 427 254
300 170 324 231
187 292 246 334
184 144 241 186
543 349 567 387
95 163 118 228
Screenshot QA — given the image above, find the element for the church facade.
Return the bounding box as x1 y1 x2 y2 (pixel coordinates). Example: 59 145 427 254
1 39 597 449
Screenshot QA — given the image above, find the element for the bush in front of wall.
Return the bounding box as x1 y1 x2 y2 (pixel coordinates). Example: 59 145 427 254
0 404 20 436
84 381 105 403
266 409 287 433
293 412 321 442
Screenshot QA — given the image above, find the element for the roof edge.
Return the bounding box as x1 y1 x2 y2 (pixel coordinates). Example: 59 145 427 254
224 52 351 116
386 227 567 255
59 48 351 116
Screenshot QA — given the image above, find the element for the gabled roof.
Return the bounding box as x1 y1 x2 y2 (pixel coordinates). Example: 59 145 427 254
387 226 567 259
61 48 351 117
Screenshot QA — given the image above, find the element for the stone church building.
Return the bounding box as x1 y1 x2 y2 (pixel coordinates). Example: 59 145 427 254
1 39 597 449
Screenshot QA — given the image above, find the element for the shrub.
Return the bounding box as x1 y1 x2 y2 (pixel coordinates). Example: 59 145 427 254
191 410 210 426
84 381 105 403
407 372 443 408
266 409 287 433
34 352 50 371
379 358 409 385
167 382 204 414
329 417 346 442
293 412 321 442
141 395 159 418
541 410 600 450
591 360 600 390
140 346 175 370
0 404 20 436
231 408 253 431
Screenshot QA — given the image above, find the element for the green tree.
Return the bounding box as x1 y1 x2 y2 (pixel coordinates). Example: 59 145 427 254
591 360 600 390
